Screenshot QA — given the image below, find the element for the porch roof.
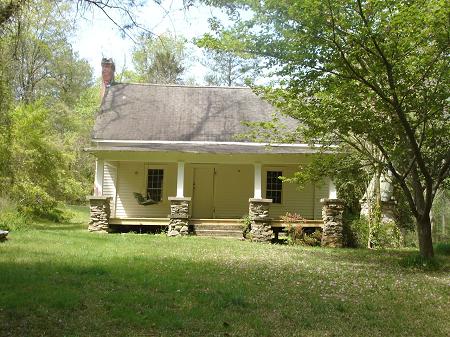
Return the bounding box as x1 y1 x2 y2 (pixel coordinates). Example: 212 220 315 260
87 141 326 154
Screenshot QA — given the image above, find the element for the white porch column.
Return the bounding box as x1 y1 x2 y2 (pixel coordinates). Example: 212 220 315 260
328 179 337 199
176 161 185 198
254 163 262 199
94 159 104 196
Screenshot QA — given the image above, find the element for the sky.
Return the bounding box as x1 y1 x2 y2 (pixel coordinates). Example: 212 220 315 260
72 0 223 84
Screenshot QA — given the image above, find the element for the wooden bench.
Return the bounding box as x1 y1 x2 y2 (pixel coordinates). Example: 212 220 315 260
271 220 323 240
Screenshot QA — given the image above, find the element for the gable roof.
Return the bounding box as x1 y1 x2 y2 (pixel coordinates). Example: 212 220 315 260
93 83 295 142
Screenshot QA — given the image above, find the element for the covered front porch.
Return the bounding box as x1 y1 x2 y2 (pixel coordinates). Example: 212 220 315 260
88 148 340 241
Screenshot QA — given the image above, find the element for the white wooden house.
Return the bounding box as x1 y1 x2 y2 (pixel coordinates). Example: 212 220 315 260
87 59 340 241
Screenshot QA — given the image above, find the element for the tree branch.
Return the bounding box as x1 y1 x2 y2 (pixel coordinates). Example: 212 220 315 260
373 140 418 217
356 0 434 200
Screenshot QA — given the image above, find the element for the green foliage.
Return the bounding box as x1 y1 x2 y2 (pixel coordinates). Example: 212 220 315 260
10 0 92 103
4 95 97 218
123 32 187 84
393 185 415 232
342 209 359 248
350 216 403 249
8 102 63 215
282 212 305 243
347 218 370 248
399 254 443 272
199 48 259 86
281 212 321 246
432 189 450 242
371 220 403 249
200 0 450 258
434 242 450 256
0 0 98 220
240 214 252 238
0 195 30 231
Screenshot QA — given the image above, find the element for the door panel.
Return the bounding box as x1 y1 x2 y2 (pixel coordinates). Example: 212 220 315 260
214 165 253 218
192 167 214 218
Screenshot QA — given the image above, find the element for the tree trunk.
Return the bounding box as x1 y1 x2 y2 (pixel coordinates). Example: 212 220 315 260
416 213 434 258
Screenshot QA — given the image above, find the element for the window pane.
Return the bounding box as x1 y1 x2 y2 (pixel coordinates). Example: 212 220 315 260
266 171 282 204
147 169 164 201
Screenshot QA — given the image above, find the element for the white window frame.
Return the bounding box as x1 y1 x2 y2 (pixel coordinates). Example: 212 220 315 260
263 167 285 205
144 164 167 204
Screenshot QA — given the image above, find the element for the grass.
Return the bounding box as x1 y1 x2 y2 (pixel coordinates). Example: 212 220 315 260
0 206 449 337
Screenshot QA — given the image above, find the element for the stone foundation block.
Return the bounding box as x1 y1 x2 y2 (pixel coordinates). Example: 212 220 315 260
88 196 112 233
321 198 345 247
249 198 273 242
168 197 191 236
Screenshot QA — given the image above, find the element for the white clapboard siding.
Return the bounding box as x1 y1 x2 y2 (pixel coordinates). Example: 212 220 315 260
102 162 117 217
115 162 176 218
112 161 328 220
264 165 322 220
314 182 329 219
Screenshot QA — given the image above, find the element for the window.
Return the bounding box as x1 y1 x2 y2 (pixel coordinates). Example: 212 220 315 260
266 171 282 204
147 169 164 202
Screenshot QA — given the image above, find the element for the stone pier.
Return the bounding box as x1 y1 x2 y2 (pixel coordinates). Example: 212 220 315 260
249 198 273 242
88 196 112 233
168 197 191 236
321 198 345 247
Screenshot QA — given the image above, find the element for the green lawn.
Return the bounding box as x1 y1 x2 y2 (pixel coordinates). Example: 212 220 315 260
0 207 449 337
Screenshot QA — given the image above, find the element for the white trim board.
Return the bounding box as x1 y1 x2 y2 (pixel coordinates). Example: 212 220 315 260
92 139 334 148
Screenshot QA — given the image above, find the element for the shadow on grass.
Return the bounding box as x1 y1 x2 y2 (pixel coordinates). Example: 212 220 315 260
31 222 87 231
311 245 450 273
1 240 449 337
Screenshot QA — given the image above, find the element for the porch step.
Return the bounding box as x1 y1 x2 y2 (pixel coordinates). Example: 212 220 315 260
194 229 243 238
194 224 243 231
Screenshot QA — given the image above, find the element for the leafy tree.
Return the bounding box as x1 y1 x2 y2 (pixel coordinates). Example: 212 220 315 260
9 101 69 216
0 0 98 218
0 0 25 27
9 1 92 104
199 0 450 258
1 1 148 33
124 32 187 84
432 188 450 241
0 35 14 187
201 49 258 86
196 17 259 86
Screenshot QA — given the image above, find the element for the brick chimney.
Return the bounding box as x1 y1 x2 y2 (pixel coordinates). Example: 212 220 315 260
101 57 115 98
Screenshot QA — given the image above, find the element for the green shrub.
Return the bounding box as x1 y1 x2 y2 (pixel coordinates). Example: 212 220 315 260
42 206 73 223
371 220 403 248
434 242 450 256
402 229 418 247
399 254 442 271
12 182 58 218
349 217 403 248
348 218 370 248
0 196 30 231
302 230 322 246
282 212 305 244
342 209 359 247
241 214 252 239
282 212 321 246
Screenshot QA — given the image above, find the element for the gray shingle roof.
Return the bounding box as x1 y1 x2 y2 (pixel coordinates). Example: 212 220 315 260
93 83 296 142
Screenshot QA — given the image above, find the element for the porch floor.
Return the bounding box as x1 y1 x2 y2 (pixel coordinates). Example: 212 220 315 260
109 217 323 227
109 217 323 238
